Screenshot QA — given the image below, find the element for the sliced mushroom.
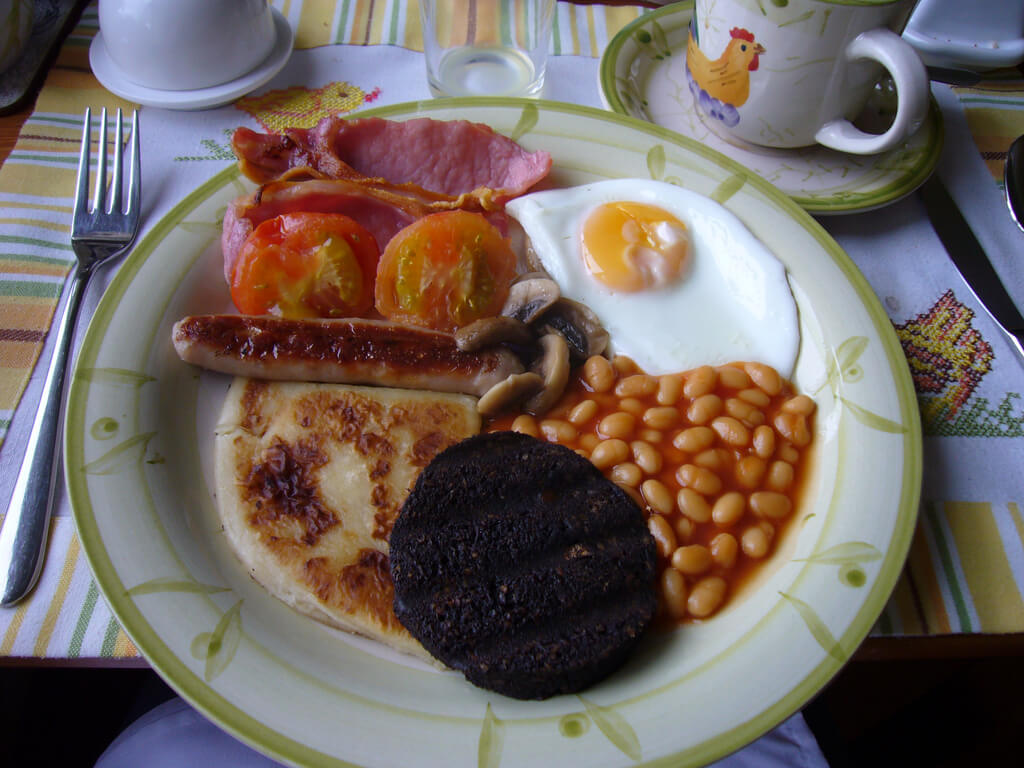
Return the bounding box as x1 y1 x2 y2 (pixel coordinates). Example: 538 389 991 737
477 372 544 416
524 333 570 417
536 298 610 365
500 277 560 325
454 316 534 352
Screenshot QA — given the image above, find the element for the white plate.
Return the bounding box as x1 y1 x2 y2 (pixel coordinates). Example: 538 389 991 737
67 99 921 768
88 8 293 111
599 2 943 215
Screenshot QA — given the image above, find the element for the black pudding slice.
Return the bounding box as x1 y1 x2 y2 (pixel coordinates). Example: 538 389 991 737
390 430 658 700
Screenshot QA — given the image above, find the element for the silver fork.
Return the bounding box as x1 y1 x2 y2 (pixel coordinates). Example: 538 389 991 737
0 108 140 606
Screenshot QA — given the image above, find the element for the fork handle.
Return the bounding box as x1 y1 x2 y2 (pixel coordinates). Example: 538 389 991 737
0 267 88 606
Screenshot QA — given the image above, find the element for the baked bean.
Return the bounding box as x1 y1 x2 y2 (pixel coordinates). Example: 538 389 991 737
579 433 601 452
673 426 715 453
618 397 646 415
574 448 589 459
540 419 577 443
711 416 751 447
741 525 770 558
647 514 677 558
676 487 712 523
738 388 771 408
774 411 811 447
752 425 776 459
631 441 663 475
568 399 598 425
661 567 688 619
778 443 800 464
616 374 657 398
725 398 765 426
782 395 816 416
744 362 782 395
688 576 727 618
676 464 723 496
511 414 539 438
591 438 629 469
749 491 792 519
643 406 680 430
735 455 767 489
717 365 751 389
687 394 724 425
712 491 745 526
612 355 639 376
610 462 643 487
683 365 717 398
694 448 729 472
640 428 664 444
672 544 713 576
674 515 695 543
641 478 674 515
710 533 738 569
599 411 636 440
583 355 615 392
766 460 794 492
657 374 683 405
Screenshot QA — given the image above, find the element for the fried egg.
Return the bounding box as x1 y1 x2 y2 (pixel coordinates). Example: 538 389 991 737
504 180 799 377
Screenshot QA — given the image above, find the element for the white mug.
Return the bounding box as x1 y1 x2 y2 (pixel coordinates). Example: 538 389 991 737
686 0 928 154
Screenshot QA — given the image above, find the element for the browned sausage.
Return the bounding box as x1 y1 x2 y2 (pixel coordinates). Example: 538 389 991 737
172 315 523 397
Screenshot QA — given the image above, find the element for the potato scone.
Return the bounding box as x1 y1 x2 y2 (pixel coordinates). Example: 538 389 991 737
214 378 480 662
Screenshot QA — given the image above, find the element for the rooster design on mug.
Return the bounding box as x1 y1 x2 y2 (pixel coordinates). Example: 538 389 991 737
686 25 765 127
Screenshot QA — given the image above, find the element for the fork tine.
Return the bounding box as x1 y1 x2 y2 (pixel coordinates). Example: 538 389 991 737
92 108 108 214
108 108 124 215
127 110 141 223
74 108 92 217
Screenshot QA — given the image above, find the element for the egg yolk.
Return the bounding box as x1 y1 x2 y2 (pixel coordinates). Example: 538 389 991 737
581 202 691 292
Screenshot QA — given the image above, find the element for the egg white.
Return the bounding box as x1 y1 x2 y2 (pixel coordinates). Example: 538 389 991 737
505 179 799 378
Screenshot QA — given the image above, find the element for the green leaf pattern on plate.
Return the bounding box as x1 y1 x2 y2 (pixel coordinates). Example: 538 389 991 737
817 336 906 434
779 592 848 662
509 103 539 143
578 696 642 762
795 542 882 588
190 599 244 682
478 702 505 768
126 577 231 597
558 712 591 738
76 367 156 386
82 432 157 475
711 172 747 204
90 417 119 441
795 542 882 566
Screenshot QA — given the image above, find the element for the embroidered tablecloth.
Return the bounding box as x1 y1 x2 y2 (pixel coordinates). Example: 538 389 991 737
1 0 1022 659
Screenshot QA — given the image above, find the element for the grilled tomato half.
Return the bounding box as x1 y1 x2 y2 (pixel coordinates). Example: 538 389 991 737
375 210 517 332
231 212 380 318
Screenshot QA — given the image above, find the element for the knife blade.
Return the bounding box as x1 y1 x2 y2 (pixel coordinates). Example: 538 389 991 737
919 176 1024 358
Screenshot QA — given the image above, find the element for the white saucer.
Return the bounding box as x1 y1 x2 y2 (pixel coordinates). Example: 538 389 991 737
599 2 943 215
903 0 1024 71
89 8 294 111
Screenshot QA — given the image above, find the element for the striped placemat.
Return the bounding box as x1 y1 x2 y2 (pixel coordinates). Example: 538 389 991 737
0 2 1022 659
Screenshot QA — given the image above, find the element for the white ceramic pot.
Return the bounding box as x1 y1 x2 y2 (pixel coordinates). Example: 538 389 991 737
0 0 34 74
98 0 276 91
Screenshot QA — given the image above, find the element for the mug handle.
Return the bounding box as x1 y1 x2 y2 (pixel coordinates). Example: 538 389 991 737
814 28 929 155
